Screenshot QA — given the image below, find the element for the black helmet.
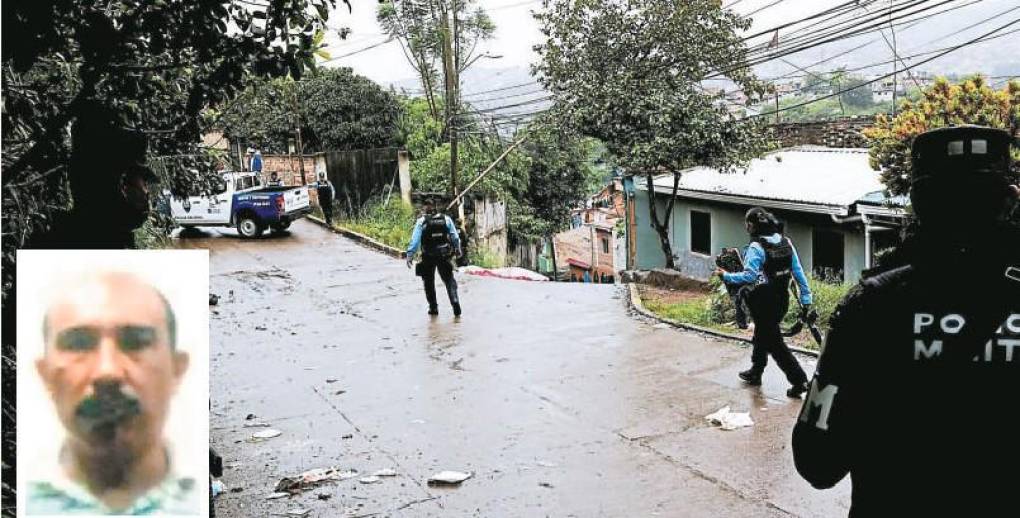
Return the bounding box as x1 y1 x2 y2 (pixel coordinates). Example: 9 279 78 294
910 126 1015 224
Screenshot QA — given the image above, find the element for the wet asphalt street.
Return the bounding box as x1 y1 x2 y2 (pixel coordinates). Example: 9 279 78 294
181 219 851 517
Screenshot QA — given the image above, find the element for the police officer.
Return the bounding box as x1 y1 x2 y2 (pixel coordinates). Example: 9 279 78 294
315 172 335 225
714 207 813 398
267 171 282 187
405 198 463 316
792 126 1020 516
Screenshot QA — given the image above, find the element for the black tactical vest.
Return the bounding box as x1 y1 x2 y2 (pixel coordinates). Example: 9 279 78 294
757 236 794 284
421 214 452 257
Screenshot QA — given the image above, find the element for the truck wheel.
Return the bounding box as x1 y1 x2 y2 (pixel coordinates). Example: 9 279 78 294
237 217 263 238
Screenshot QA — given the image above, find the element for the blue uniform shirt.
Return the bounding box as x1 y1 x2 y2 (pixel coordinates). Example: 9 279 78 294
723 233 813 305
406 214 461 257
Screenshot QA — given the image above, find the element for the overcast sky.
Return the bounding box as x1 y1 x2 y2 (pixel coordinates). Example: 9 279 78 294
321 0 1020 86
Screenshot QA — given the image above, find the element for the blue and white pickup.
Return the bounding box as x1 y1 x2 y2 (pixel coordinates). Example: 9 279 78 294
170 172 311 238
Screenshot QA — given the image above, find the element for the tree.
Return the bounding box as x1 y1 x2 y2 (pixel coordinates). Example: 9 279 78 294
3 0 340 272
511 122 602 240
217 68 402 153
863 76 1020 197
534 0 771 269
377 0 495 121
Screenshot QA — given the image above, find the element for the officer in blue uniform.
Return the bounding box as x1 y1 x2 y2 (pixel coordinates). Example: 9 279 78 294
792 126 1020 516
405 198 463 316
715 207 813 397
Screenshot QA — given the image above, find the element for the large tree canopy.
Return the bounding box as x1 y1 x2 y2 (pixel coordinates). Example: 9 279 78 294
217 67 403 153
864 76 1020 197
534 0 772 267
2 0 340 276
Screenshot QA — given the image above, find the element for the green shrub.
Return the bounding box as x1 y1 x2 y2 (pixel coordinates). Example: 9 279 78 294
467 248 503 268
338 197 416 250
708 275 852 331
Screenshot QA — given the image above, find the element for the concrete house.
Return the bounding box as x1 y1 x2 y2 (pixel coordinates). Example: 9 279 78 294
630 147 906 284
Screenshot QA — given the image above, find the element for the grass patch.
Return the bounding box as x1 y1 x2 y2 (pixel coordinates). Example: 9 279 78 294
333 197 415 250
467 247 503 268
641 276 853 350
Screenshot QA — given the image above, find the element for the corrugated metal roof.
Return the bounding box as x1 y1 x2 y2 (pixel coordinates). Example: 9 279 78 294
641 147 885 209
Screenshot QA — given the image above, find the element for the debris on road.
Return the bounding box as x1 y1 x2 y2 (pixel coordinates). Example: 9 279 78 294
211 480 225 498
341 434 353 440
536 461 558 468
275 467 359 494
243 422 271 428
251 429 282 440
325 378 339 383
209 293 220 306
265 492 290 500
245 413 257 420
705 406 754 431
539 482 554 489
255 325 267 331
427 470 473 486
316 493 331 501
373 469 397 477
285 508 310 516
359 476 380 484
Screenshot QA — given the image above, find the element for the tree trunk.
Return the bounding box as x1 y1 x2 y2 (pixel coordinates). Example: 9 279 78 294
644 172 681 270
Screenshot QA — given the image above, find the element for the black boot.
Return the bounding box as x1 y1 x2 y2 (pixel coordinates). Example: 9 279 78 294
787 381 809 398
428 305 439 315
452 302 461 317
738 368 762 386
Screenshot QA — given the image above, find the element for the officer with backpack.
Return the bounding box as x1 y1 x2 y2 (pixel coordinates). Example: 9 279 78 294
405 198 463 316
792 126 1020 516
714 206 813 398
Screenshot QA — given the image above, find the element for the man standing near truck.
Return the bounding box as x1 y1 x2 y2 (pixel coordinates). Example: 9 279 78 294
405 198 463 317
315 172 335 225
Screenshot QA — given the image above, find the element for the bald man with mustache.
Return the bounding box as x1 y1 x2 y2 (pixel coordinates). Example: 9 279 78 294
28 272 199 515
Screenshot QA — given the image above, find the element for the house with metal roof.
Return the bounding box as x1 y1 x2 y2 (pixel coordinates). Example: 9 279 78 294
629 146 906 283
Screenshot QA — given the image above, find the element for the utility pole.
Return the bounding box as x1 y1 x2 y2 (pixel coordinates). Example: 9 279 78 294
774 84 780 124
441 2 459 218
291 85 307 185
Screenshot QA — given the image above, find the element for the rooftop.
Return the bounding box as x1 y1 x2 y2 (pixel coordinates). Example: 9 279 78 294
638 147 897 216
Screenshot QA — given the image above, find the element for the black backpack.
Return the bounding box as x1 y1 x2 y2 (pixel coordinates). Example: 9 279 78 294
421 213 452 257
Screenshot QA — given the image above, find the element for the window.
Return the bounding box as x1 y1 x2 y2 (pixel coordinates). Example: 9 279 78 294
812 229 845 282
690 210 711 255
601 238 610 254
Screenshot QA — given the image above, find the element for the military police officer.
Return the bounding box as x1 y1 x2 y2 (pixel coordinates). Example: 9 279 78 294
792 126 1020 516
405 198 463 316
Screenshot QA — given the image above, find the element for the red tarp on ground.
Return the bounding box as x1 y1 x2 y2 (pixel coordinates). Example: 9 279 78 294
460 266 550 282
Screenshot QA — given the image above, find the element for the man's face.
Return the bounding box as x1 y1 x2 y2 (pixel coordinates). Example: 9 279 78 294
36 274 188 453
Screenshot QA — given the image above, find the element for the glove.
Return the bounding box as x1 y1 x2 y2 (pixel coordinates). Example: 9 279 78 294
406 257 413 269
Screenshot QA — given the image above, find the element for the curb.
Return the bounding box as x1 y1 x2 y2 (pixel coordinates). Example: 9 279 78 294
625 283 819 358
307 215 404 259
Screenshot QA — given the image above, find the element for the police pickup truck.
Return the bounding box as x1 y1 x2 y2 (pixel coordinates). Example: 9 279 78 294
170 171 311 238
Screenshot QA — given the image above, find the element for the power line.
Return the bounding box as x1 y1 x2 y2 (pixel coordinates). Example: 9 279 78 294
749 17 1020 119
319 37 396 63
461 80 541 98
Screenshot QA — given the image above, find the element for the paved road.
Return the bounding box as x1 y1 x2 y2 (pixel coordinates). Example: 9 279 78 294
182 219 850 517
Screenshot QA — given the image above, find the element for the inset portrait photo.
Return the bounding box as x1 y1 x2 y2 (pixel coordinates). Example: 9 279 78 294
16 250 209 517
